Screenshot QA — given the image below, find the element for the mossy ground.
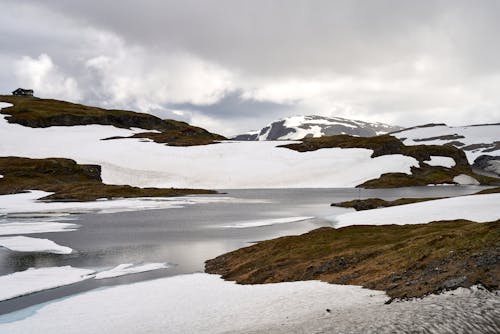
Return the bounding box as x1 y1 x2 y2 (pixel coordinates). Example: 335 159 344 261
0 156 215 201
206 220 500 299
0 95 225 146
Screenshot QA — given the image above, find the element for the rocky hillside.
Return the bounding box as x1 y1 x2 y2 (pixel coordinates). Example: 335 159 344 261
0 95 225 146
281 134 498 187
0 156 215 201
392 123 500 176
232 115 402 140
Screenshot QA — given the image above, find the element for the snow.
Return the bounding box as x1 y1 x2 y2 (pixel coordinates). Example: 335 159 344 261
331 193 500 228
0 222 79 236
278 125 324 140
0 116 419 188
453 174 480 185
0 273 386 333
394 124 500 162
0 190 262 216
0 236 72 254
0 266 95 302
424 156 456 168
94 263 169 280
0 102 13 109
219 216 314 228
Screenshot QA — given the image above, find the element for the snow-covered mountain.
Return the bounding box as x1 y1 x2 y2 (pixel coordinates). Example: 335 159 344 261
392 123 500 175
232 115 402 140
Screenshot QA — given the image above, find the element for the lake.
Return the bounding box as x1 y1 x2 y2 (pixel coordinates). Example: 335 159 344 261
0 186 487 314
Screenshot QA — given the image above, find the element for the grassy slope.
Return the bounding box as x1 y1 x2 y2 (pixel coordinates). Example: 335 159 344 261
0 156 215 201
281 134 498 187
206 220 500 300
0 95 225 146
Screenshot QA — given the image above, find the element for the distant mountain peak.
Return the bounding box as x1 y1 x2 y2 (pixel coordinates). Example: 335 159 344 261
232 115 402 140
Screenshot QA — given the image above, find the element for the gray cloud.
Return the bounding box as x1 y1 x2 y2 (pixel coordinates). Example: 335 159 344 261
1 0 499 135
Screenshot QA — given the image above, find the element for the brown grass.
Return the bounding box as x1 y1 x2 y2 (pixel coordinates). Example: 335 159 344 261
0 156 216 201
206 220 500 299
0 95 225 146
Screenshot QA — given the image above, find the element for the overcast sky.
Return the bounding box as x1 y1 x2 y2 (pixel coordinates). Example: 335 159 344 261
1 0 499 135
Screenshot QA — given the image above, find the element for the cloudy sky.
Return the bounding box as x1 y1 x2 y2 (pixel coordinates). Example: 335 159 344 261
1 1 499 135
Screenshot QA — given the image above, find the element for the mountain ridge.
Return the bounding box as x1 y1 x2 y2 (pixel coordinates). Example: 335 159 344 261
232 115 403 140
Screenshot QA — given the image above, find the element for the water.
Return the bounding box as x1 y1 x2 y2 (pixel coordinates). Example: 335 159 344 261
0 186 489 314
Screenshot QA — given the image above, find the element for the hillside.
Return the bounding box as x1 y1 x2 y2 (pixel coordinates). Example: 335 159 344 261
0 95 225 146
232 115 402 140
206 219 500 299
392 123 500 176
0 156 215 201
281 134 497 187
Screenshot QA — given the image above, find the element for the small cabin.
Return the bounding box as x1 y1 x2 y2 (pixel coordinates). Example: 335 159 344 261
12 88 34 97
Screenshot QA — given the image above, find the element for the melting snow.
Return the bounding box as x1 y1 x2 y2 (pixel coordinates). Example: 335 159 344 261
0 236 72 254
219 216 314 228
0 266 95 302
0 273 386 333
453 174 480 185
94 263 169 280
0 222 79 236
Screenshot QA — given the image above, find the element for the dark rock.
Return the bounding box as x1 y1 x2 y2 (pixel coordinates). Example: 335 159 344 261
441 276 467 290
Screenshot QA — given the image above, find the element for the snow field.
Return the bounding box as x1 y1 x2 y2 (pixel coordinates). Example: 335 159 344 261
0 116 419 188
0 273 387 333
331 193 500 228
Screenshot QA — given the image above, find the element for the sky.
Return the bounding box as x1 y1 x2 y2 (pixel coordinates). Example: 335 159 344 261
1 0 499 136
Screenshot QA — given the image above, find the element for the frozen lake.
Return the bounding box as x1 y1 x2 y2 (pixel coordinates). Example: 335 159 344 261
0 186 490 314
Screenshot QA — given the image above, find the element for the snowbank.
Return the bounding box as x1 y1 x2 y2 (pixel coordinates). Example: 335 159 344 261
424 156 455 168
0 273 386 333
94 263 169 280
0 236 72 254
331 193 500 228
0 102 13 109
0 116 419 188
0 266 95 302
453 174 480 185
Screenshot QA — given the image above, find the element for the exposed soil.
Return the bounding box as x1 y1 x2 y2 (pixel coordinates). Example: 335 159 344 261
206 220 500 300
0 156 216 201
0 95 225 146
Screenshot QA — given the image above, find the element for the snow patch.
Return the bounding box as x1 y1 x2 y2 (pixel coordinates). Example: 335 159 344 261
0 273 386 333
94 263 169 280
0 266 95 302
0 236 72 254
424 156 456 168
453 174 480 185
0 102 13 109
220 216 314 228
331 193 500 228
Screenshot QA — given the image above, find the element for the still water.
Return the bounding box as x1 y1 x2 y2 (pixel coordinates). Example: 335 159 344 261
0 186 487 313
